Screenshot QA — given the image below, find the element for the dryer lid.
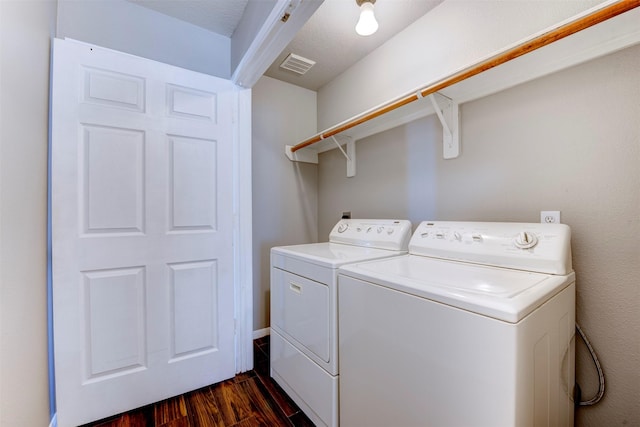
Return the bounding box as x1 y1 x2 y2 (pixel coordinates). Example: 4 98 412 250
272 242 407 268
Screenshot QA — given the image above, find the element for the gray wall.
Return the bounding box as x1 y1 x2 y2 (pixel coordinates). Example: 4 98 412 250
0 1 57 425
57 0 230 78
318 45 640 426
252 76 318 331
318 115 440 232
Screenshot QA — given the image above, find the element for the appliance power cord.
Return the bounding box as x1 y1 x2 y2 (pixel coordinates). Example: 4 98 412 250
575 322 605 406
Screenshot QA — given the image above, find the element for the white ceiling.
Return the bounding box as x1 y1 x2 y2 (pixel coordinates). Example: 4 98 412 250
131 0 443 91
264 0 443 90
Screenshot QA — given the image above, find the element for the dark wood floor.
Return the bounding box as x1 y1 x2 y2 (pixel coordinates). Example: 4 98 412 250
82 336 314 427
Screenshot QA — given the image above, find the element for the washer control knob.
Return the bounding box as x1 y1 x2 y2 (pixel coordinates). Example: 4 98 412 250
377 226 384 234
337 223 348 233
514 231 538 249
471 233 483 242
436 232 445 239
387 228 395 235
453 232 462 241
366 226 372 233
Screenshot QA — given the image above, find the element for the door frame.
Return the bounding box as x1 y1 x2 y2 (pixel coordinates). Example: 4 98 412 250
234 85 253 373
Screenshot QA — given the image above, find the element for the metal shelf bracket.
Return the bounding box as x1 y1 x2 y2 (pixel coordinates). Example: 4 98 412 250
331 136 356 177
427 92 460 159
285 144 318 164
285 135 355 177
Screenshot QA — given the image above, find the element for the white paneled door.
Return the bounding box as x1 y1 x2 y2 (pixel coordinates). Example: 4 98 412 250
51 39 242 427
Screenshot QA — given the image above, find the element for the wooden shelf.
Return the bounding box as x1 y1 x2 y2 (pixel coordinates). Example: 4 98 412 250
291 2 640 156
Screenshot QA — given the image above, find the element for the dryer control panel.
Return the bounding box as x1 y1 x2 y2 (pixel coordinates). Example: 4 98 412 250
329 219 412 251
409 221 572 275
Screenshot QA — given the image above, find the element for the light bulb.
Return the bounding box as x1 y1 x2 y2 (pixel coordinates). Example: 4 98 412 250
355 2 378 36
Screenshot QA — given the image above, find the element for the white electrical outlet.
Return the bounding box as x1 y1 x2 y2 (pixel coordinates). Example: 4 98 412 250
541 211 561 224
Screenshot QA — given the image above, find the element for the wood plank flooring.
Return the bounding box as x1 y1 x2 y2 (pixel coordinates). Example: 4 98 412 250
82 336 314 427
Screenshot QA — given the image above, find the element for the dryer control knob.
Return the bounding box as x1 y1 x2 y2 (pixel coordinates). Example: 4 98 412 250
337 223 348 233
514 231 538 249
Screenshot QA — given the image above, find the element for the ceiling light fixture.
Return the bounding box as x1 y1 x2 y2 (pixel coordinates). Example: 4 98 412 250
355 0 378 36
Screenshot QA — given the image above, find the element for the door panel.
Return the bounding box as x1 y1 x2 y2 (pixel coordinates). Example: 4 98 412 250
82 125 145 234
170 260 218 358
83 267 146 380
51 39 238 427
169 136 217 230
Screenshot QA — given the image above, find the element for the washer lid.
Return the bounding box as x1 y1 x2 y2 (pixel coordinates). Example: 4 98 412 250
339 255 574 323
272 242 407 268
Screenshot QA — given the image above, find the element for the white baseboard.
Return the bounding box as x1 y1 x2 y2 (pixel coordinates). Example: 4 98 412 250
252 327 270 340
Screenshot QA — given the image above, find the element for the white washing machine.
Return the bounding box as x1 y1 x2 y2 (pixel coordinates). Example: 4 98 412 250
270 219 412 427
338 221 576 427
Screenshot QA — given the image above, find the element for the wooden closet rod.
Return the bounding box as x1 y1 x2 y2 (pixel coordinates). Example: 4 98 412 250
291 0 640 153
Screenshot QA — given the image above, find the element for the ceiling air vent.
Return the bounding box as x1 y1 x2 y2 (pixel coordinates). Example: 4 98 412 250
279 53 316 75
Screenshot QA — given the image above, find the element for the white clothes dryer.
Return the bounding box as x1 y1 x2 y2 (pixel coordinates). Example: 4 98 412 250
270 219 412 427
338 221 576 427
